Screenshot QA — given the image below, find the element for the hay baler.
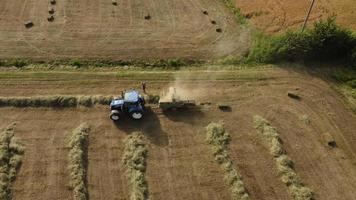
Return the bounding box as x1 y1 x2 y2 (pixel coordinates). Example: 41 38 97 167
158 87 196 111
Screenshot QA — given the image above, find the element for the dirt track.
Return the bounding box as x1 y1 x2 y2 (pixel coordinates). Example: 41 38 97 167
0 0 249 60
1 67 356 199
235 0 356 33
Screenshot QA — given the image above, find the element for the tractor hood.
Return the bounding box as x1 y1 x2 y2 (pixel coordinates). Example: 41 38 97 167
110 99 124 107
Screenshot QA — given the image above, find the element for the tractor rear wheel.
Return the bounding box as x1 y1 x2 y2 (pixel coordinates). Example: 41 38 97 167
130 111 143 120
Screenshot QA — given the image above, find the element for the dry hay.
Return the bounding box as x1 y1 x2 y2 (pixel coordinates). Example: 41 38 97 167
205 122 250 200
253 116 314 200
122 132 149 200
0 95 114 108
68 123 90 200
0 123 24 200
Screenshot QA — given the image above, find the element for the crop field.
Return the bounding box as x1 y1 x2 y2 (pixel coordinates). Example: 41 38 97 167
0 0 249 60
235 0 356 33
1 67 356 200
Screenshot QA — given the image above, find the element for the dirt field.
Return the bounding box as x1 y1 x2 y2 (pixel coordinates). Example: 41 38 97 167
235 0 356 33
0 0 249 60
1 67 356 200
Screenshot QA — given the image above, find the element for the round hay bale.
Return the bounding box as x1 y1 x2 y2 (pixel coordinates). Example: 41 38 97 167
47 15 54 22
211 20 217 25
48 7 55 14
202 10 208 15
112 0 117 5
24 21 34 28
216 28 222 33
144 14 151 20
50 0 56 5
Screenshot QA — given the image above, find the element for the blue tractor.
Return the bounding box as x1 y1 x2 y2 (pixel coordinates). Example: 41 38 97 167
110 90 145 121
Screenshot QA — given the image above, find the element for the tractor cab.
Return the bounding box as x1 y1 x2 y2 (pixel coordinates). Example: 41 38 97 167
110 90 145 121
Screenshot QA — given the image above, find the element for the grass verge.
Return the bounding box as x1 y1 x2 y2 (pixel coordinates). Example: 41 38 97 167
219 0 247 25
330 69 356 112
247 17 356 67
0 123 25 200
206 122 250 200
253 116 314 200
0 95 114 108
68 123 90 200
122 132 149 200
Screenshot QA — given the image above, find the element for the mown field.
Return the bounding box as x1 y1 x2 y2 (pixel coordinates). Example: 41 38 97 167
235 0 356 33
0 0 249 60
1 66 356 200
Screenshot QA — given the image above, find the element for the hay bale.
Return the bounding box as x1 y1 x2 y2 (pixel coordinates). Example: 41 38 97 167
211 20 217 25
287 92 301 100
50 0 56 5
47 15 54 22
322 132 337 148
24 21 34 28
216 28 222 33
144 14 151 20
48 7 55 14
112 0 117 5
218 103 231 112
202 10 208 15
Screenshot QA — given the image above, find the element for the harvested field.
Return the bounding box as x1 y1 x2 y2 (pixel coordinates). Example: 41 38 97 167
0 0 249 60
1 66 356 200
235 0 356 33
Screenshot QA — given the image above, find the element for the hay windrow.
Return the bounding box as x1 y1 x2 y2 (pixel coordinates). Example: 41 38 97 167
0 123 25 200
0 95 114 108
122 132 149 200
205 122 250 200
253 115 314 200
68 123 90 200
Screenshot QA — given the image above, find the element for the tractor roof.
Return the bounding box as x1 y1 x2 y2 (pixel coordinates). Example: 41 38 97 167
124 90 139 102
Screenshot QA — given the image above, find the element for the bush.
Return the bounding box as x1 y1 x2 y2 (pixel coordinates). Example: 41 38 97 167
254 116 314 200
122 132 149 200
248 17 356 64
70 60 83 68
68 123 90 200
206 122 250 200
0 123 24 200
8 59 28 68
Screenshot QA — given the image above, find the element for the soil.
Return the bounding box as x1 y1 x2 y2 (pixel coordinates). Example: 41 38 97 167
1 67 356 200
0 0 249 60
235 0 356 33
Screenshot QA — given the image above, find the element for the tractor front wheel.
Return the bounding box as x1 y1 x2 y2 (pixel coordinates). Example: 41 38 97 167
110 111 120 121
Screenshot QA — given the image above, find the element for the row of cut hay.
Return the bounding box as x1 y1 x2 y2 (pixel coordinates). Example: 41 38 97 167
253 116 314 200
0 95 114 108
68 123 90 200
0 123 25 200
122 132 149 200
205 122 250 200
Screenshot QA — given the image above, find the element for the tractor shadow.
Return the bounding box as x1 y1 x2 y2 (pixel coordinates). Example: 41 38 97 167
114 107 169 146
162 107 205 125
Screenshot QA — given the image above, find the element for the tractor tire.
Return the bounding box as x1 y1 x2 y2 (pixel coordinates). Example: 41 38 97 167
110 111 120 121
130 110 143 120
